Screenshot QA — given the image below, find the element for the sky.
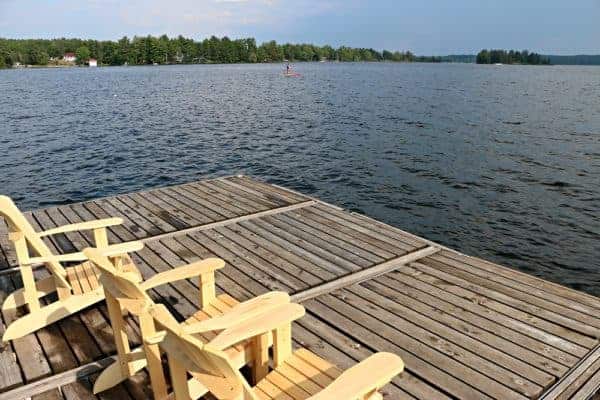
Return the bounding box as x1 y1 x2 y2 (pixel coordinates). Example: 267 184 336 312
1 0 599 55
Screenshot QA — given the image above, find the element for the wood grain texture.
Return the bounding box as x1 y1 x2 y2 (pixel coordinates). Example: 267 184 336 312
0 175 598 400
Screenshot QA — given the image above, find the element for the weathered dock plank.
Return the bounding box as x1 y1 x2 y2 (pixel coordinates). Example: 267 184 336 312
541 345 600 400
0 175 599 400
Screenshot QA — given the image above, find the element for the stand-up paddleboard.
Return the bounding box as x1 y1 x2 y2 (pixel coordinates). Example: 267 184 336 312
283 60 300 77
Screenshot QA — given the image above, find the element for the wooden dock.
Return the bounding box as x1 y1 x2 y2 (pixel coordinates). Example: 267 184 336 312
0 175 599 400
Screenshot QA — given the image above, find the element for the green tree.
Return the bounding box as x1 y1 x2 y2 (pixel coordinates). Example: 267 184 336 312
244 38 257 63
476 49 490 64
116 36 130 65
26 47 49 65
75 46 91 64
48 42 62 58
337 46 355 61
259 40 283 62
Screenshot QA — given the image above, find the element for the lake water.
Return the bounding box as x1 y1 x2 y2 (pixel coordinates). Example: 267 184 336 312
1 62 599 295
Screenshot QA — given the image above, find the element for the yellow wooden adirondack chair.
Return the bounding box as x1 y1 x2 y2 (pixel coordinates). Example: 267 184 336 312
83 246 291 400
0 195 140 342
147 300 404 400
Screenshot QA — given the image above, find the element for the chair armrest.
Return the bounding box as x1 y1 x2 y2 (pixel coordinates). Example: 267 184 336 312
182 291 290 334
207 303 305 350
29 252 87 265
140 258 225 291
307 353 404 400
38 218 123 237
29 242 143 265
92 241 144 257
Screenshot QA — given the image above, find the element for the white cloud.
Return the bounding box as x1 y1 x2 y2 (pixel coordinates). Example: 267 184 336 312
0 0 350 43
109 0 342 39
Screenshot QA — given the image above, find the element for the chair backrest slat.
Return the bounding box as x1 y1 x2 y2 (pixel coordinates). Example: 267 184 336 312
150 304 246 400
0 196 69 282
85 248 151 305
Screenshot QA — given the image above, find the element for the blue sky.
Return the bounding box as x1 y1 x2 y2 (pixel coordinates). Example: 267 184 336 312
1 0 599 55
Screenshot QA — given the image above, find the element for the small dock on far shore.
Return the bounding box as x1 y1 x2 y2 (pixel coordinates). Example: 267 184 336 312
1 175 599 400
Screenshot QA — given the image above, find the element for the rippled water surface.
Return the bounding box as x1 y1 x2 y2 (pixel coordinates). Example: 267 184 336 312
1 63 599 294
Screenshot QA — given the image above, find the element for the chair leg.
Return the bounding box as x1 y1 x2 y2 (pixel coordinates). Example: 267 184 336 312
11 234 41 312
169 356 192 400
273 324 292 368
140 313 169 400
20 265 40 312
252 333 270 384
105 293 134 378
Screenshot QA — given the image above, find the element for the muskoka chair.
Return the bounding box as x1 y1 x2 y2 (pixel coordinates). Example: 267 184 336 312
83 246 291 400
0 195 140 342
146 300 404 400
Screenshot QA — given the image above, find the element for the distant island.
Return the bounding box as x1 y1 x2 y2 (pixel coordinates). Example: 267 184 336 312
428 53 600 65
0 35 443 68
476 49 550 65
545 54 600 65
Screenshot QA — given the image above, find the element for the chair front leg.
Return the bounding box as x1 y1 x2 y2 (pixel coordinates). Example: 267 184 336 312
273 323 292 368
168 356 192 400
93 227 109 248
10 232 40 312
140 313 169 400
105 293 134 378
252 332 270 384
20 264 40 312
198 271 216 310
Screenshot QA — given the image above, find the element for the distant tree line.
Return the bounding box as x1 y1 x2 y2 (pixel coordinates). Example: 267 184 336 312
476 49 550 65
439 54 476 63
381 50 442 63
546 54 600 65
0 35 442 68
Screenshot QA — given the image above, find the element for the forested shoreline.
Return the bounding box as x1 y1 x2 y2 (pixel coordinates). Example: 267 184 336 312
5 37 597 69
476 49 550 65
0 35 442 68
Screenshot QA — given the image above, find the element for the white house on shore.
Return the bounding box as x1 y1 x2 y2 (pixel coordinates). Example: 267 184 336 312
88 58 97 67
63 52 76 62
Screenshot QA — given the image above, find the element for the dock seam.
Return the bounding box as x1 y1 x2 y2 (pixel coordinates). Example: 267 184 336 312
539 342 600 400
0 199 317 275
291 245 440 303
